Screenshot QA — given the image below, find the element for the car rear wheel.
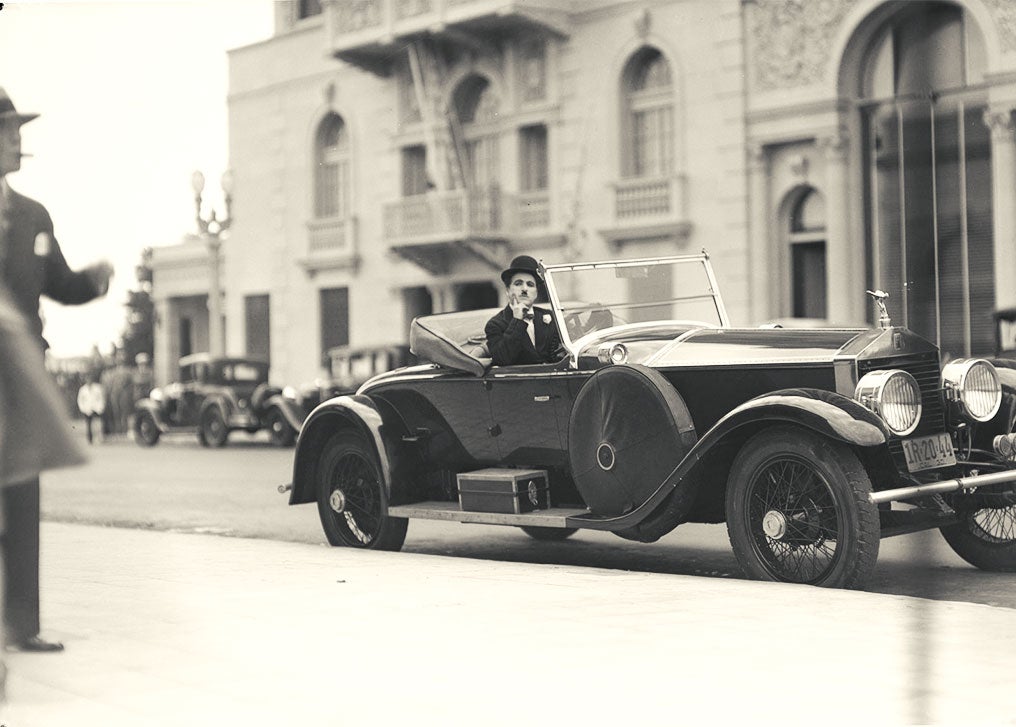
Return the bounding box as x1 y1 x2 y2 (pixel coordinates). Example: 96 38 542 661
200 408 229 448
940 502 1016 571
265 408 296 447
134 411 160 447
725 426 880 589
519 526 577 541
316 431 407 550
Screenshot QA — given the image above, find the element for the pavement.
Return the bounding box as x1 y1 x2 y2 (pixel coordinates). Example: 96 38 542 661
0 522 1014 727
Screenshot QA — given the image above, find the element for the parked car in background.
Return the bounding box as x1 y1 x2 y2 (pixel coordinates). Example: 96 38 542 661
282 253 1016 590
261 344 414 446
133 354 275 447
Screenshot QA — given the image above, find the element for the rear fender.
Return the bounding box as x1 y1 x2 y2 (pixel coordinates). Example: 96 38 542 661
290 395 394 506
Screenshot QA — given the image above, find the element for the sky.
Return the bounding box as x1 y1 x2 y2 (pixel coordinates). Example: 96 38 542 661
0 0 274 357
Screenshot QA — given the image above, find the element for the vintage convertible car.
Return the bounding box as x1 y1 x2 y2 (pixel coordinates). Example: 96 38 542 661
282 253 1016 589
134 353 276 447
261 344 414 447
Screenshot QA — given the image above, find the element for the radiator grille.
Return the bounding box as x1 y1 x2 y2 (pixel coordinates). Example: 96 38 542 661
856 352 945 463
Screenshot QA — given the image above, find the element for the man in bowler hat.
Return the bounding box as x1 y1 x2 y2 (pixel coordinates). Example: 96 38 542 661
485 255 563 366
0 87 113 652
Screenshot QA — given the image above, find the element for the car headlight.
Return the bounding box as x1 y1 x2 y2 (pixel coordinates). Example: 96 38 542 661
150 388 163 402
597 343 629 365
855 369 922 436
282 386 297 400
942 358 1001 423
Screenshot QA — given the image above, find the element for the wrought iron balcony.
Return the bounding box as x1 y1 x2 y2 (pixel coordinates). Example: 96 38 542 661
325 0 571 73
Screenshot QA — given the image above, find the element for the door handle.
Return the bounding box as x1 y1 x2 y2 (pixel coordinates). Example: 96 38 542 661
533 395 555 402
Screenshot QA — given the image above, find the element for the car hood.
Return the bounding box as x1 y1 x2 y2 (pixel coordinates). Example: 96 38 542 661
580 327 872 367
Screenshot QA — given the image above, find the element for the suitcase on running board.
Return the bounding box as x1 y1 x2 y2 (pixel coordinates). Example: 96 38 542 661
457 468 550 514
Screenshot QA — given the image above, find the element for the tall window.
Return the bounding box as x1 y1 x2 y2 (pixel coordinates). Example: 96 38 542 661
245 294 270 364
622 47 674 178
789 189 827 319
519 125 548 192
401 145 429 196
298 0 322 20
320 287 350 360
315 114 350 219
862 2 991 357
454 76 500 189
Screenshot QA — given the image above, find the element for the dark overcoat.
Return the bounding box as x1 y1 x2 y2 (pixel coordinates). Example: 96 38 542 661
484 305 562 366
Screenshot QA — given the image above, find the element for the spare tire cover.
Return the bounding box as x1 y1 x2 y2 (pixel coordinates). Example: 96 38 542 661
568 364 698 517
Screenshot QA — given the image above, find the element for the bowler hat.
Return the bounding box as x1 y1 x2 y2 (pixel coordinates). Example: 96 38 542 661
500 255 543 286
0 87 39 126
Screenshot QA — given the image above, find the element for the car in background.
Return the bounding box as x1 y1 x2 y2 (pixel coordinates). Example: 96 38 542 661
260 344 414 446
282 253 1016 590
133 353 275 447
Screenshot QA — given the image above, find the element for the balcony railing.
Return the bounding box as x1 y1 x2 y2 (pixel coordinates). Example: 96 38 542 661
517 190 550 231
614 175 687 221
300 216 359 273
384 188 518 243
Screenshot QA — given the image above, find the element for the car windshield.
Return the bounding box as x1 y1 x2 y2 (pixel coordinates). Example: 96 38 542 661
543 255 728 348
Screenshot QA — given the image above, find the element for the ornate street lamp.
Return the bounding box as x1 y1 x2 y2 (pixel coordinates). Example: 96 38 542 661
191 170 233 357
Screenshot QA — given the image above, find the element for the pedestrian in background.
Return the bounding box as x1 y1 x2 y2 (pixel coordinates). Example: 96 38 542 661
76 372 105 444
0 87 113 652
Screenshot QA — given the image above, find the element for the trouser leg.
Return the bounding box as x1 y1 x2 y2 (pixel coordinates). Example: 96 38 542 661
85 414 93 444
2 478 40 645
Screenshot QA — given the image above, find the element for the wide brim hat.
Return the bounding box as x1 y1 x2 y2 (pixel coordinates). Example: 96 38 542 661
0 87 39 126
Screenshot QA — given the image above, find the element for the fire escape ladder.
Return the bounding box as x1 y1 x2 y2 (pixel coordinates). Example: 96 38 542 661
407 39 466 192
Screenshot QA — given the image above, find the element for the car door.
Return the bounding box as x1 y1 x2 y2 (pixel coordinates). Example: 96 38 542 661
486 364 579 467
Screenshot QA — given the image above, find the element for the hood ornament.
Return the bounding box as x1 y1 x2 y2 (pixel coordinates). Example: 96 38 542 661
866 290 892 329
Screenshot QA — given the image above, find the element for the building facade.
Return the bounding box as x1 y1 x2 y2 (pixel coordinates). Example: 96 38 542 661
149 0 1016 387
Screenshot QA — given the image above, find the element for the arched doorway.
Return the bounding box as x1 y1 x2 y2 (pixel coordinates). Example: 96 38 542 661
787 187 827 319
856 1 992 357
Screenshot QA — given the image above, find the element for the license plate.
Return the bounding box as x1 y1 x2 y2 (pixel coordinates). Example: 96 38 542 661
901 432 956 473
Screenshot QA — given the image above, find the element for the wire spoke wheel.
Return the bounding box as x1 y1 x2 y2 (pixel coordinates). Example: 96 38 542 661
941 501 1016 572
745 455 843 584
316 431 407 551
726 426 879 589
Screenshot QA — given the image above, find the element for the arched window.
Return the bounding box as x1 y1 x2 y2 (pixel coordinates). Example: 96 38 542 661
622 47 674 178
454 76 500 188
314 114 350 219
861 2 991 356
788 188 827 319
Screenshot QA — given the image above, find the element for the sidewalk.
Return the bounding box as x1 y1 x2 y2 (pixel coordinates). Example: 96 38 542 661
1 522 1014 727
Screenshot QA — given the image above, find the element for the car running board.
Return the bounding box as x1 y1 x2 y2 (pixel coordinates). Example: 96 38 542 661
387 501 589 528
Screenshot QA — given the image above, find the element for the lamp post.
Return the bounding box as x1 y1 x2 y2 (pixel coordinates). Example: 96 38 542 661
191 170 233 357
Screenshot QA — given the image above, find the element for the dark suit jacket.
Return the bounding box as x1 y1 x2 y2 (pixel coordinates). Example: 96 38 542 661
484 305 562 366
1 186 102 349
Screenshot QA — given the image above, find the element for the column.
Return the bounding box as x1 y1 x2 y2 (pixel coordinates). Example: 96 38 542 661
819 131 861 324
746 143 771 323
206 235 224 357
984 108 1016 311
153 298 172 386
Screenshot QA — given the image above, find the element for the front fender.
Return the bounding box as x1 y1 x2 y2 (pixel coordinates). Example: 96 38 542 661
263 394 306 431
289 395 393 506
568 388 889 532
199 396 232 420
134 398 168 431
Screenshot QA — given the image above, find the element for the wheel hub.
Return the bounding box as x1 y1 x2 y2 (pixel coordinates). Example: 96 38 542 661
329 489 347 514
762 510 788 539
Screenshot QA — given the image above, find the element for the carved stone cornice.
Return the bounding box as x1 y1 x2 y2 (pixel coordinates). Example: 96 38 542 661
749 0 857 92
983 108 1016 142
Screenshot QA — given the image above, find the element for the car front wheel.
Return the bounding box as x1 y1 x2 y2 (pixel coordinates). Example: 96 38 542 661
134 411 160 447
725 426 880 589
265 408 296 447
200 408 229 448
316 431 407 550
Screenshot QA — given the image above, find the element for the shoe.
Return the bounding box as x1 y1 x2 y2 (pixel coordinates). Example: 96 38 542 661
12 636 64 652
